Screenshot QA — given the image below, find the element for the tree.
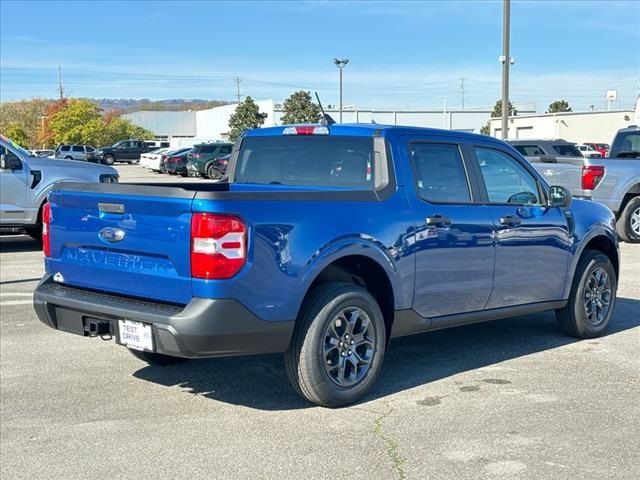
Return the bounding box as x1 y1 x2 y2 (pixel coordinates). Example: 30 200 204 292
47 99 104 145
3 123 30 147
228 96 267 141
46 98 153 147
0 99 52 148
547 100 572 113
480 99 518 135
281 91 321 124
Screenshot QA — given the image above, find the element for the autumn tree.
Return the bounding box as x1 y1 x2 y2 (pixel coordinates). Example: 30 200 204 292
281 91 321 124
2 124 30 147
228 96 267 141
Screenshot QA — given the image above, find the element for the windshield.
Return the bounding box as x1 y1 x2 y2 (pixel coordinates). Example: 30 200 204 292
609 131 640 158
235 136 374 188
0 138 35 157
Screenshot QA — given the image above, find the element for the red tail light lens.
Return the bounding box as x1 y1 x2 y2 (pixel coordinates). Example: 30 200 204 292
582 165 605 190
42 202 51 257
191 213 246 279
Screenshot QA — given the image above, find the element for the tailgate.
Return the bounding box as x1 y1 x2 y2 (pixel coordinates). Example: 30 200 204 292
528 159 587 197
47 184 196 304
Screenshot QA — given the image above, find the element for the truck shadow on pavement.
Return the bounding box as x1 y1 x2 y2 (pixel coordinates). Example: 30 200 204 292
133 297 640 410
0 235 42 253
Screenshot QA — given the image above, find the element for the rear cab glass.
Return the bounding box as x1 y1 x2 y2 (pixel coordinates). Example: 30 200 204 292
235 136 374 189
513 144 546 156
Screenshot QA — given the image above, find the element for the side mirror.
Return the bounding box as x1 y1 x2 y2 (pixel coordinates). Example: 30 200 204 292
0 153 23 170
549 185 572 208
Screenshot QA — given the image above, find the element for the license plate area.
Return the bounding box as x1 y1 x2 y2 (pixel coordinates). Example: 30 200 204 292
118 320 154 352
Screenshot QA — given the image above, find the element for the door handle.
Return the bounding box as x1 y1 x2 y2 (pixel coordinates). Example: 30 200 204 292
500 215 522 227
426 215 452 227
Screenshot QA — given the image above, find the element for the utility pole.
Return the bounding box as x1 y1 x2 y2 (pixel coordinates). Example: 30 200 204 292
460 78 465 110
57 65 65 101
234 77 242 104
500 0 511 139
333 58 349 123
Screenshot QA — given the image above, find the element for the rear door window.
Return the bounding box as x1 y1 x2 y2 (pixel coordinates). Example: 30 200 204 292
513 144 546 156
236 136 374 188
552 144 582 156
410 143 471 203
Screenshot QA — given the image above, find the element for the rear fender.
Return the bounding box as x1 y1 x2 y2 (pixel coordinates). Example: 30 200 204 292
297 236 408 312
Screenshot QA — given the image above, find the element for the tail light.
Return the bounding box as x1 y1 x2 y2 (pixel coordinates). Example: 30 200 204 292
191 213 246 279
581 165 605 190
42 202 51 257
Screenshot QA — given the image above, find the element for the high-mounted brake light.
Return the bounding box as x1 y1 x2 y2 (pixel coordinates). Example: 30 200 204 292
42 202 51 257
191 213 247 279
581 165 605 190
282 126 329 136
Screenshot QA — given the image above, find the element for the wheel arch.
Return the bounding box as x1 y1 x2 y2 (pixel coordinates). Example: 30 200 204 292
297 243 404 343
571 231 619 291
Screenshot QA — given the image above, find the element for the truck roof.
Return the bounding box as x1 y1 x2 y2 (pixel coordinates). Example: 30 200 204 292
244 123 506 146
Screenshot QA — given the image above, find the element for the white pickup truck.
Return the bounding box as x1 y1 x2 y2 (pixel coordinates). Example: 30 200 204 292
509 128 640 243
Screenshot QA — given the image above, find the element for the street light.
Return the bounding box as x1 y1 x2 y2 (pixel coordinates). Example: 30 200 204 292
333 58 349 123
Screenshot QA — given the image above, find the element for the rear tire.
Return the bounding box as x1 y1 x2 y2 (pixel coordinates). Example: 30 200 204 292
103 155 115 165
128 349 188 366
555 250 617 338
207 163 221 180
615 196 640 243
284 282 386 407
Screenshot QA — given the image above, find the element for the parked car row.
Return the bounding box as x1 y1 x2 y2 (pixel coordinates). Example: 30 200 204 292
509 126 640 243
139 141 233 179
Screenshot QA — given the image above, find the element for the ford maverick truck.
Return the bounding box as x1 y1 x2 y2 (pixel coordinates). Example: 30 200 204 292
34 124 619 407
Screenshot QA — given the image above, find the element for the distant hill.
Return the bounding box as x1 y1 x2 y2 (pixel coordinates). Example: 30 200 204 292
95 98 231 113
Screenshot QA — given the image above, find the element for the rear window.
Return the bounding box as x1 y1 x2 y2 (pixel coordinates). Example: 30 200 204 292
552 144 582 156
195 145 218 154
609 131 640 158
235 136 374 188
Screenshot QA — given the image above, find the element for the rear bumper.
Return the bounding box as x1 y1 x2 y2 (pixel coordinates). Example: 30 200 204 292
33 275 295 359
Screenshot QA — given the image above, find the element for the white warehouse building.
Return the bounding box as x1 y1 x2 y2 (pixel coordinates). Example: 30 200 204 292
489 110 636 144
123 100 536 142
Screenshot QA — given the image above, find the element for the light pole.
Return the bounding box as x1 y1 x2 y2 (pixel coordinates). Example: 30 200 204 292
500 0 512 139
38 115 47 149
333 58 349 123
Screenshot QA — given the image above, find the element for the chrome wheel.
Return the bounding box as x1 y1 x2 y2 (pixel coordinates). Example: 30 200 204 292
323 307 376 387
583 266 612 327
631 207 640 236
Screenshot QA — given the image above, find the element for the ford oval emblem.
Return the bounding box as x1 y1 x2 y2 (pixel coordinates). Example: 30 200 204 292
99 227 126 243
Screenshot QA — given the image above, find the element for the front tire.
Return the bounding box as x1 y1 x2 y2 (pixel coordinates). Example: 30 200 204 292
616 196 640 243
128 349 188 366
207 163 222 180
103 155 115 165
556 250 617 338
285 282 386 407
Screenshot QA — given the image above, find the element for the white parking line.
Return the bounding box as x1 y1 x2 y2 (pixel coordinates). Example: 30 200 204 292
0 293 33 297
0 300 33 306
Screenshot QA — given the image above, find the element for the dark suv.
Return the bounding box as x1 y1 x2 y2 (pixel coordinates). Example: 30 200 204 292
186 142 233 178
94 140 151 165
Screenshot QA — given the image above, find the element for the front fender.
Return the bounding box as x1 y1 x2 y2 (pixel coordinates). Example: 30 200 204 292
563 203 619 298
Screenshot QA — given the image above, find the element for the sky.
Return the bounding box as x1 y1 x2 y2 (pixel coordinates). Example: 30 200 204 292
1 0 639 112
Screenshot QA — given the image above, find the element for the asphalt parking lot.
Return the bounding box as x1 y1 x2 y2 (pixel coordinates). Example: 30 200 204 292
1 165 639 479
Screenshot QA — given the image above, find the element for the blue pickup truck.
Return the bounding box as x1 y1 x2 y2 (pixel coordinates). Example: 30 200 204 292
34 124 619 407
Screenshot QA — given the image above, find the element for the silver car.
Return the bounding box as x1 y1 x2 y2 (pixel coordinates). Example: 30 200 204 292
55 144 96 161
0 135 118 239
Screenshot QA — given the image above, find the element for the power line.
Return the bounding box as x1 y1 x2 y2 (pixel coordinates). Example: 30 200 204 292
57 65 64 101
